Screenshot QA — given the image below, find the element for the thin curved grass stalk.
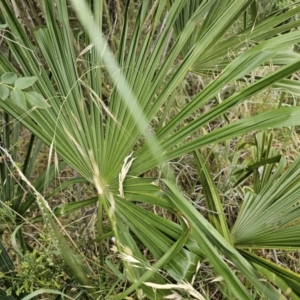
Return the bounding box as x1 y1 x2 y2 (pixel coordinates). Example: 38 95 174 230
0 146 96 296
21 289 73 300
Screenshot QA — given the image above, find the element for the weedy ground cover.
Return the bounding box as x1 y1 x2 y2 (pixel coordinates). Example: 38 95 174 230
1 0 300 299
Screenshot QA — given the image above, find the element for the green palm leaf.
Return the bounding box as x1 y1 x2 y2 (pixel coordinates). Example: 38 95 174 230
1 0 300 298
232 153 300 249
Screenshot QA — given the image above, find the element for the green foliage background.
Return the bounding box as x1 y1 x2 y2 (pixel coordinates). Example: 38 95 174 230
0 0 300 299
